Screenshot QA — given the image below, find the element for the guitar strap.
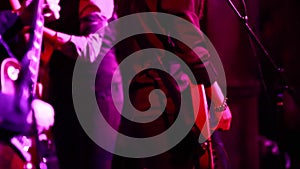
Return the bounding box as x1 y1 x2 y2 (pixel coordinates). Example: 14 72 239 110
0 34 16 60
0 10 22 61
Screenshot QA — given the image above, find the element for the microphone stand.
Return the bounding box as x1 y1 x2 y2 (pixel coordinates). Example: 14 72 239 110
225 0 292 95
224 2 294 168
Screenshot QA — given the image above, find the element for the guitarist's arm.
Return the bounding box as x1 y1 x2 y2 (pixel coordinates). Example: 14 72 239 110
42 0 114 63
205 81 232 131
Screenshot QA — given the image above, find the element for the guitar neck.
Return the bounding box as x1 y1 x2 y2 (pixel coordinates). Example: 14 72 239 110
19 0 44 100
190 83 215 169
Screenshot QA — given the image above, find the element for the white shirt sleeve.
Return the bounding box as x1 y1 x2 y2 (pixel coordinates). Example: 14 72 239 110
59 0 114 62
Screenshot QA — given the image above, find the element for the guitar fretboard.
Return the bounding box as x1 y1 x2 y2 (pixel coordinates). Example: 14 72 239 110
20 0 44 99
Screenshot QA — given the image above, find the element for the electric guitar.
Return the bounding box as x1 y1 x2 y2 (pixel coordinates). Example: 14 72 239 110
0 0 54 168
1 57 54 169
190 83 230 169
190 83 215 169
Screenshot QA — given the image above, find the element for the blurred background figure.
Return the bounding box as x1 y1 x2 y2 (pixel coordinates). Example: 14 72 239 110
40 0 122 169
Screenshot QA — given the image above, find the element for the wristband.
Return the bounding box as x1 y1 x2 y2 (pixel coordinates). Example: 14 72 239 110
214 98 228 112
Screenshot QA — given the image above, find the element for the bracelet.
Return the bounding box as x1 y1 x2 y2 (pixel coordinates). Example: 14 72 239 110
214 98 228 112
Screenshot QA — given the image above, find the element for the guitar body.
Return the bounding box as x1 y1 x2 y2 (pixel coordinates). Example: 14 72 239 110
0 58 31 168
0 58 52 169
0 140 25 169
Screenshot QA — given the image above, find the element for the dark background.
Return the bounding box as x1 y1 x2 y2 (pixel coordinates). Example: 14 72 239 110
205 0 300 169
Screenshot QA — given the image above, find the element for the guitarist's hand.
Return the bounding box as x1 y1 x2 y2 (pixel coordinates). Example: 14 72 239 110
17 0 60 25
211 106 232 131
205 81 232 131
43 0 61 22
27 99 54 133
